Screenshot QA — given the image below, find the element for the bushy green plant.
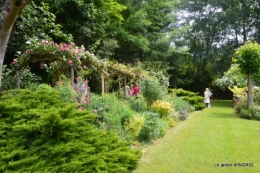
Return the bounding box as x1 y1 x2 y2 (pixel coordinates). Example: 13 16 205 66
138 112 169 143
234 98 247 114
86 93 136 138
139 76 167 104
0 88 141 172
194 103 206 110
253 92 260 105
163 92 193 121
128 95 149 112
239 108 253 119
54 78 77 103
177 110 189 121
124 114 145 139
250 106 260 120
152 100 174 118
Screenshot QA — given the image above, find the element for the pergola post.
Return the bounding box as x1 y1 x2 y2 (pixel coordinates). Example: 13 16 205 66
16 70 20 89
71 66 74 86
124 77 127 97
101 72 105 96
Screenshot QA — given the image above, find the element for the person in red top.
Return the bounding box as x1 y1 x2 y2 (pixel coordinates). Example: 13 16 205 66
132 83 139 98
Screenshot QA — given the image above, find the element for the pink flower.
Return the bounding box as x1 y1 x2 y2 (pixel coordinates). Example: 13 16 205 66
68 60 73 64
25 49 30 53
13 59 17 62
83 65 87 69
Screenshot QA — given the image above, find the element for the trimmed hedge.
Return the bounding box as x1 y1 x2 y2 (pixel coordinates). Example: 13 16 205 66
169 89 205 110
0 89 141 172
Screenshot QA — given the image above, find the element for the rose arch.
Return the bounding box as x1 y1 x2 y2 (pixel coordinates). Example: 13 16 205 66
9 39 147 94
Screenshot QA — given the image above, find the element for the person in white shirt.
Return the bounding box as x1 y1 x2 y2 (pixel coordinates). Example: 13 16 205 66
204 88 212 108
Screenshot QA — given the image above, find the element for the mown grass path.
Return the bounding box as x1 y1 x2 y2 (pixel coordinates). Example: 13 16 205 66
133 100 260 173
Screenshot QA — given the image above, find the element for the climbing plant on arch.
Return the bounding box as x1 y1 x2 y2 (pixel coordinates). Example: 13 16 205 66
9 39 147 93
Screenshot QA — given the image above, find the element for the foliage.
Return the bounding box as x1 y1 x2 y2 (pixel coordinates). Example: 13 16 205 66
54 77 77 103
1 65 41 91
193 103 206 111
86 93 136 138
171 88 198 97
8 1 73 55
228 86 247 98
138 112 169 143
233 42 260 75
249 106 260 121
234 97 247 113
152 100 174 118
253 91 260 105
128 96 149 112
36 0 126 59
215 64 247 90
139 76 167 104
0 88 141 172
238 108 253 120
141 61 171 89
169 88 204 111
168 117 176 127
233 41 260 107
124 114 145 139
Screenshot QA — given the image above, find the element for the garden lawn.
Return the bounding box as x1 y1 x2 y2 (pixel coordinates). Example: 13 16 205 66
133 100 260 173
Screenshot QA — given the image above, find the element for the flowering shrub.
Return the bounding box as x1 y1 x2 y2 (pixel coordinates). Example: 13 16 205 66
215 64 247 90
152 100 174 118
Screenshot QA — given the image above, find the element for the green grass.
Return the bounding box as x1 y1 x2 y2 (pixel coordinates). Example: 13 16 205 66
132 100 260 173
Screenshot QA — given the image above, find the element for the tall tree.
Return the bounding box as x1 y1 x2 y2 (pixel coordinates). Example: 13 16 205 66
233 42 260 108
0 0 32 86
174 0 260 92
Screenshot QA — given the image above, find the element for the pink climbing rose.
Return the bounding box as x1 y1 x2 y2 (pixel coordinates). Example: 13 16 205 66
68 60 73 64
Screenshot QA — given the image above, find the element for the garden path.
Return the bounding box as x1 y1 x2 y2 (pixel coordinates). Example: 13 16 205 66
133 100 260 173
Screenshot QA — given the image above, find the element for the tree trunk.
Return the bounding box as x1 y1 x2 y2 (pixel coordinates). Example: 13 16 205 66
0 0 32 87
247 74 253 108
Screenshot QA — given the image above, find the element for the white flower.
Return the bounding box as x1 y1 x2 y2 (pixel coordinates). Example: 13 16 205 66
26 41 31 44
17 51 21 54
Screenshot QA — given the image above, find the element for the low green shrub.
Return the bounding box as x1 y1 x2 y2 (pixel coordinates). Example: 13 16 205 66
0 88 141 172
169 88 199 97
234 98 247 114
178 110 189 121
194 103 206 111
138 112 169 143
183 96 204 105
239 108 253 120
128 96 149 112
86 93 136 138
248 106 260 121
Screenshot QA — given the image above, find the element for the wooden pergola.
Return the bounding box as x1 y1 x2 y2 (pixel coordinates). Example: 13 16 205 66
10 46 147 96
